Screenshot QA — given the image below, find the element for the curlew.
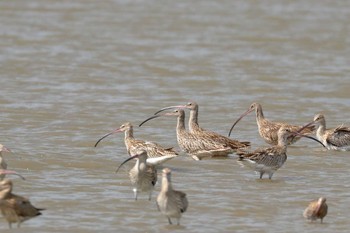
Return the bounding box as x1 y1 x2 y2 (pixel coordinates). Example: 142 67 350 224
229 102 315 145
299 114 350 151
95 122 178 165
154 101 250 151
116 150 157 200
140 109 233 160
303 197 328 223
0 144 11 180
237 127 325 179
157 168 188 225
0 179 44 228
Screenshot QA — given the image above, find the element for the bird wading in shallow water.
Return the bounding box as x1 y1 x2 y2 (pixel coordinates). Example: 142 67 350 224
157 168 188 225
303 197 328 223
95 122 178 165
153 101 250 151
140 109 233 160
0 179 44 228
229 102 315 145
236 127 325 179
299 114 350 151
116 150 157 200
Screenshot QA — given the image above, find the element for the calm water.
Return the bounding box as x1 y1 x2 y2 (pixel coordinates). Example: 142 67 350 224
1 0 350 232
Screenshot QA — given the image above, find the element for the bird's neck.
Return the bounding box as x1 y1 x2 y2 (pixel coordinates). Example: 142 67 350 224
177 114 186 133
189 109 199 131
255 105 265 121
161 176 173 192
316 124 326 140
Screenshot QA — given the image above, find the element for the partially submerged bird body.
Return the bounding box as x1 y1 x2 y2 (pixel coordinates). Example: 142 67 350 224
116 150 157 200
303 197 328 223
0 179 44 228
157 168 188 225
307 114 350 151
155 102 250 151
95 122 178 166
140 109 233 160
229 102 315 145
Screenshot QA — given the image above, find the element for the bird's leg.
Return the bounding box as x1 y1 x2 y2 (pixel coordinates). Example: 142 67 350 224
148 190 152 201
8 222 12 229
133 188 138 200
177 218 180 225
268 173 273 179
168 217 172 225
259 172 264 179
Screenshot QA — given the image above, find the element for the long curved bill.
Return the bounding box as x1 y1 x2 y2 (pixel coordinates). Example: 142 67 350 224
139 115 162 127
228 108 254 137
153 105 186 115
291 131 326 148
296 121 315 134
94 128 122 147
0 169 25 180
116 154 139 174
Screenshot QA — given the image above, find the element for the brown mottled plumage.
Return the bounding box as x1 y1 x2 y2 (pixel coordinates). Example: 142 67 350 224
157 168 188 225
303 197 328 223
95 122 178 165
237 127 323 179
0 179 44 228
140 109 233 160
229 102 315 145
153 101 250 151
301 114 350 151
116 150 157 200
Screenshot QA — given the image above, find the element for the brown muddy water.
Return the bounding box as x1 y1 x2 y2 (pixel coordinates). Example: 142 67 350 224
1 0 350 232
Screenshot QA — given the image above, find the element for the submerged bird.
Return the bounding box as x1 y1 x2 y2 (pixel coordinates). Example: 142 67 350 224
157 168 188 225
0 144 11 180
229 102 315 145
95 122 178 165
140 109 233 160
299 114 350 151
303 197 328 223
116 150 157 200
237 127 325 179
154 101 250 151
0 179 44 228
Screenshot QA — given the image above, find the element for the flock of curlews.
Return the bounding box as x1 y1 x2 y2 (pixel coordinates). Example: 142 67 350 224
94 101 350 225
1 101 347 228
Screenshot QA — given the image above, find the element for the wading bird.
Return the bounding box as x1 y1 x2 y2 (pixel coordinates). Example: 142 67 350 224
237 127 325 179
154 101 250 151
0 179 44 228
95 122 178 165
140 109 233 160
157 168 188 225
229 102 315 145
299 114 350 151
303 197 328 223
116 150 157 200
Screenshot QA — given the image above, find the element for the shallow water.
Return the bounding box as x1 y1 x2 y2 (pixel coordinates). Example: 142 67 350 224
1 0 350 232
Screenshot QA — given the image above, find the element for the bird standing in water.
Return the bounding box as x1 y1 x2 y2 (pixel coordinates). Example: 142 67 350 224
303 197 328 223
0 179 44 228
116 150 157 200
157 168 188 225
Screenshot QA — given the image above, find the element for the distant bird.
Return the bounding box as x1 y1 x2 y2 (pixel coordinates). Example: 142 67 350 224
303 197 328 223
237 127 324 179
157 168 188 225
299 114 350 151
154 101 250 151
0 179 44 228
0 144 11 180
95 122 178 165
228 102 315 145
140 109 233 160
116 150 157 200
